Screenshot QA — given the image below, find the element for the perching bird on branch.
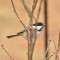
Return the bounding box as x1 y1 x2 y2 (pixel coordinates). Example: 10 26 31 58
7 22 45 39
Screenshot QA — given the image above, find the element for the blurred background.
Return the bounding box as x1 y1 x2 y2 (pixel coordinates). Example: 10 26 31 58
0 0 60 60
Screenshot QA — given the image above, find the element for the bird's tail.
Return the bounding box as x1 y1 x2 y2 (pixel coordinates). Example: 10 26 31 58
7 31 24 39
7 34 19 39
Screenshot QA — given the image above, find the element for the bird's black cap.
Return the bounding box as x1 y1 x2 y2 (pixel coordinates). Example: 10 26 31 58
33 22 43 26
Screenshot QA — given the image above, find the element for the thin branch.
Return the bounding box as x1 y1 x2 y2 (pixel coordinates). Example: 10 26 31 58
33 0 44 52
44 39 51 57
34 0 44 45
42 47 60 60
0 44 14 60
57 30 60 60
33 0 35 3
23 0 39 60
11 0 19 19
30 0 38 25
21 0 37 22
37 0 43 21
28 0 38 45
32 0 38 14
21 0 31 17
52 39 59 60
21 0 43 23
58 30 60 47
29 0 38 48
28 0 39 60
11 0 26 28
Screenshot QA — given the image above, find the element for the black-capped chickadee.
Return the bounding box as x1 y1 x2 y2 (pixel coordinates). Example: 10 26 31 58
7 22 45 39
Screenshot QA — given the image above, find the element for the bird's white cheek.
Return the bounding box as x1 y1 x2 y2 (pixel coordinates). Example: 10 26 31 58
33 26 42 30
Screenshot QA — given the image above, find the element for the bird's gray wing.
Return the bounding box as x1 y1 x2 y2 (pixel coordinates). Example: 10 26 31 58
17 28 26 35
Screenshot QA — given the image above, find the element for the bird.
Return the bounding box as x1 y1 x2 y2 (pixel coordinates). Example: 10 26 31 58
7 22 45 39
32 22 45 37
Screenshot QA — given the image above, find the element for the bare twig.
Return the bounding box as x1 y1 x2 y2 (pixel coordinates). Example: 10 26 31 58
30 0 38 25
21 0 38 60
32 0 38 14
44 39 51 57
33 0 36 3
58 30 60 47
56 30 60 60
42 47 60 60
0 44 14 60
21 0 43 23
33 0 44 52
11 0 26 28
21 0 31 17
29 0 38 49
37 0 43 21
33 0 44 49
21 0 37 22
22 0 39 60
21 1 43 60
28 0 39 60
52 39 59 60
